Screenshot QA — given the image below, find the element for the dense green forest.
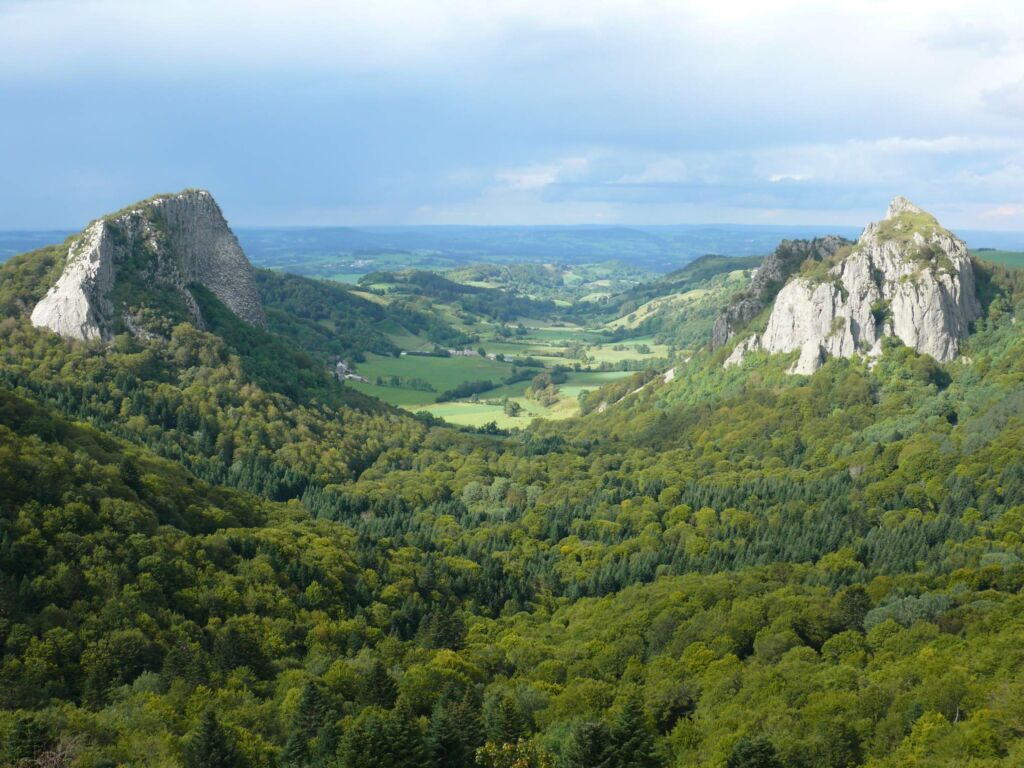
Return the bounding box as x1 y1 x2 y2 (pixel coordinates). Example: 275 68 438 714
360 270 558 325
4 231 1024 768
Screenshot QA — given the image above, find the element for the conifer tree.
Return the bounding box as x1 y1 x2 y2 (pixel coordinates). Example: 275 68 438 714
836 584 873 632
562 720 610 768
604 690 658 768
726 736 783 768
310 718 341 768
484 691 529 745
340 708 389 768
427 695 474 768
337 705 425 768
282 682 327 767
389 703 427 768
363 660 398 708
184 711 245 768
3 714 52 765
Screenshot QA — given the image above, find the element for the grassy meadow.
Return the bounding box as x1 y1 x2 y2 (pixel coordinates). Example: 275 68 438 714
974 250 1024 268
345 328 640 426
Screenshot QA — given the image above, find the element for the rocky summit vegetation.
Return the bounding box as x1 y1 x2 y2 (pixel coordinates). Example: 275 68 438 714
726 199 980 375
3 193 1024 767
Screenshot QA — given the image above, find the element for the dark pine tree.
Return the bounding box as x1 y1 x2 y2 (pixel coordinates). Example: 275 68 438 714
726 736 783 768
363 660 398 708
3 714 53 765
309 718 341 768
389 703 427 768
282 682 328 767
183 711 246 768
562 720 610 768
427 695 474 768
605 689 658 768
337 705 424 768
484 692 529 745
337 708 392 768
418 607 468 650
835 584 873 632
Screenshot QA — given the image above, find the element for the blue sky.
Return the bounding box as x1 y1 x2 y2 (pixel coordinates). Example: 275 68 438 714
2 0 1023 230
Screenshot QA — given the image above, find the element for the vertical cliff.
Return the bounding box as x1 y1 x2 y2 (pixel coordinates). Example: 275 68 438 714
30 189 265 340
711 235 852 349
725 197 981 374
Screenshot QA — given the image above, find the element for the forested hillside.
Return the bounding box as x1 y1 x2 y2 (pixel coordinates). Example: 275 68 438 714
3 220 1024 768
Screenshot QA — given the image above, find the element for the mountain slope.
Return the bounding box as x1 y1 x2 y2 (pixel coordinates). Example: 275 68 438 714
598 253 762 314
5 192 1024 767
567 254 761 350
5 257 1024 764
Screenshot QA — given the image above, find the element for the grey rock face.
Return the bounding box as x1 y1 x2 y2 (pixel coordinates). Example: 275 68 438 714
29 221 115 340
31 189 265 340
711 235 851 349
726 197 981 374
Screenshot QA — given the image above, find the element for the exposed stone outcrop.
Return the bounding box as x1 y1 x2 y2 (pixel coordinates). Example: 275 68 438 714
31 189 265 340
711 235 851 349
725 197 981 374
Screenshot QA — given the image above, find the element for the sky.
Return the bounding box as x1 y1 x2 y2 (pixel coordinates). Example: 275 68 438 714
2 0 1024 230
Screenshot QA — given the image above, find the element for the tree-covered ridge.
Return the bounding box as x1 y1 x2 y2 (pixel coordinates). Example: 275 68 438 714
2 235 1024 766
254 269 472 364
255 270 402 362
571 255 761 323
361 269 559 324
444 261 658 302
0 239 75 318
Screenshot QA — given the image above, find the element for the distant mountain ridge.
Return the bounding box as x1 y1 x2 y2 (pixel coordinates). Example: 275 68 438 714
236 223 864 273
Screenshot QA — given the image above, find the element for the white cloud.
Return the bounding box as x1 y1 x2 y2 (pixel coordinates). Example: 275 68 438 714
456 132 1024 226
2 0 1022 85
924 22 1011 53
618 158 691 184
751 136 1024 187
981 204 1024 219
984 78 1024 118
586 135 1024 191
495 157 590 190
3 0 1024 228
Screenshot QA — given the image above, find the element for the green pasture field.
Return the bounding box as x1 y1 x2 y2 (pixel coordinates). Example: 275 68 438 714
484 369 631 401
376 320 433 352
585 336 671 364
348 352 636 424
332 279 671 426
973 250 1024 269
520 326 586 343
414 401 522 428
347 352 516 405
558 370 633 399
419 392 566 427
475 337 581 366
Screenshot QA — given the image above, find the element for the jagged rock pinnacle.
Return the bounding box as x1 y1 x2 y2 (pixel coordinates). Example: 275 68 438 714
884 195 925 219
725 197 980 374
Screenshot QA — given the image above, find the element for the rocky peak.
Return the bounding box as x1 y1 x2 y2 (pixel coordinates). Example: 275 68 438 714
885 195 924 219
711 235 852 349
30 189 265 341
725 197 981 374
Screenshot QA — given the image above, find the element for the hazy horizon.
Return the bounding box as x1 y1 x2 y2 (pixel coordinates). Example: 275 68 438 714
4 219 1023 271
